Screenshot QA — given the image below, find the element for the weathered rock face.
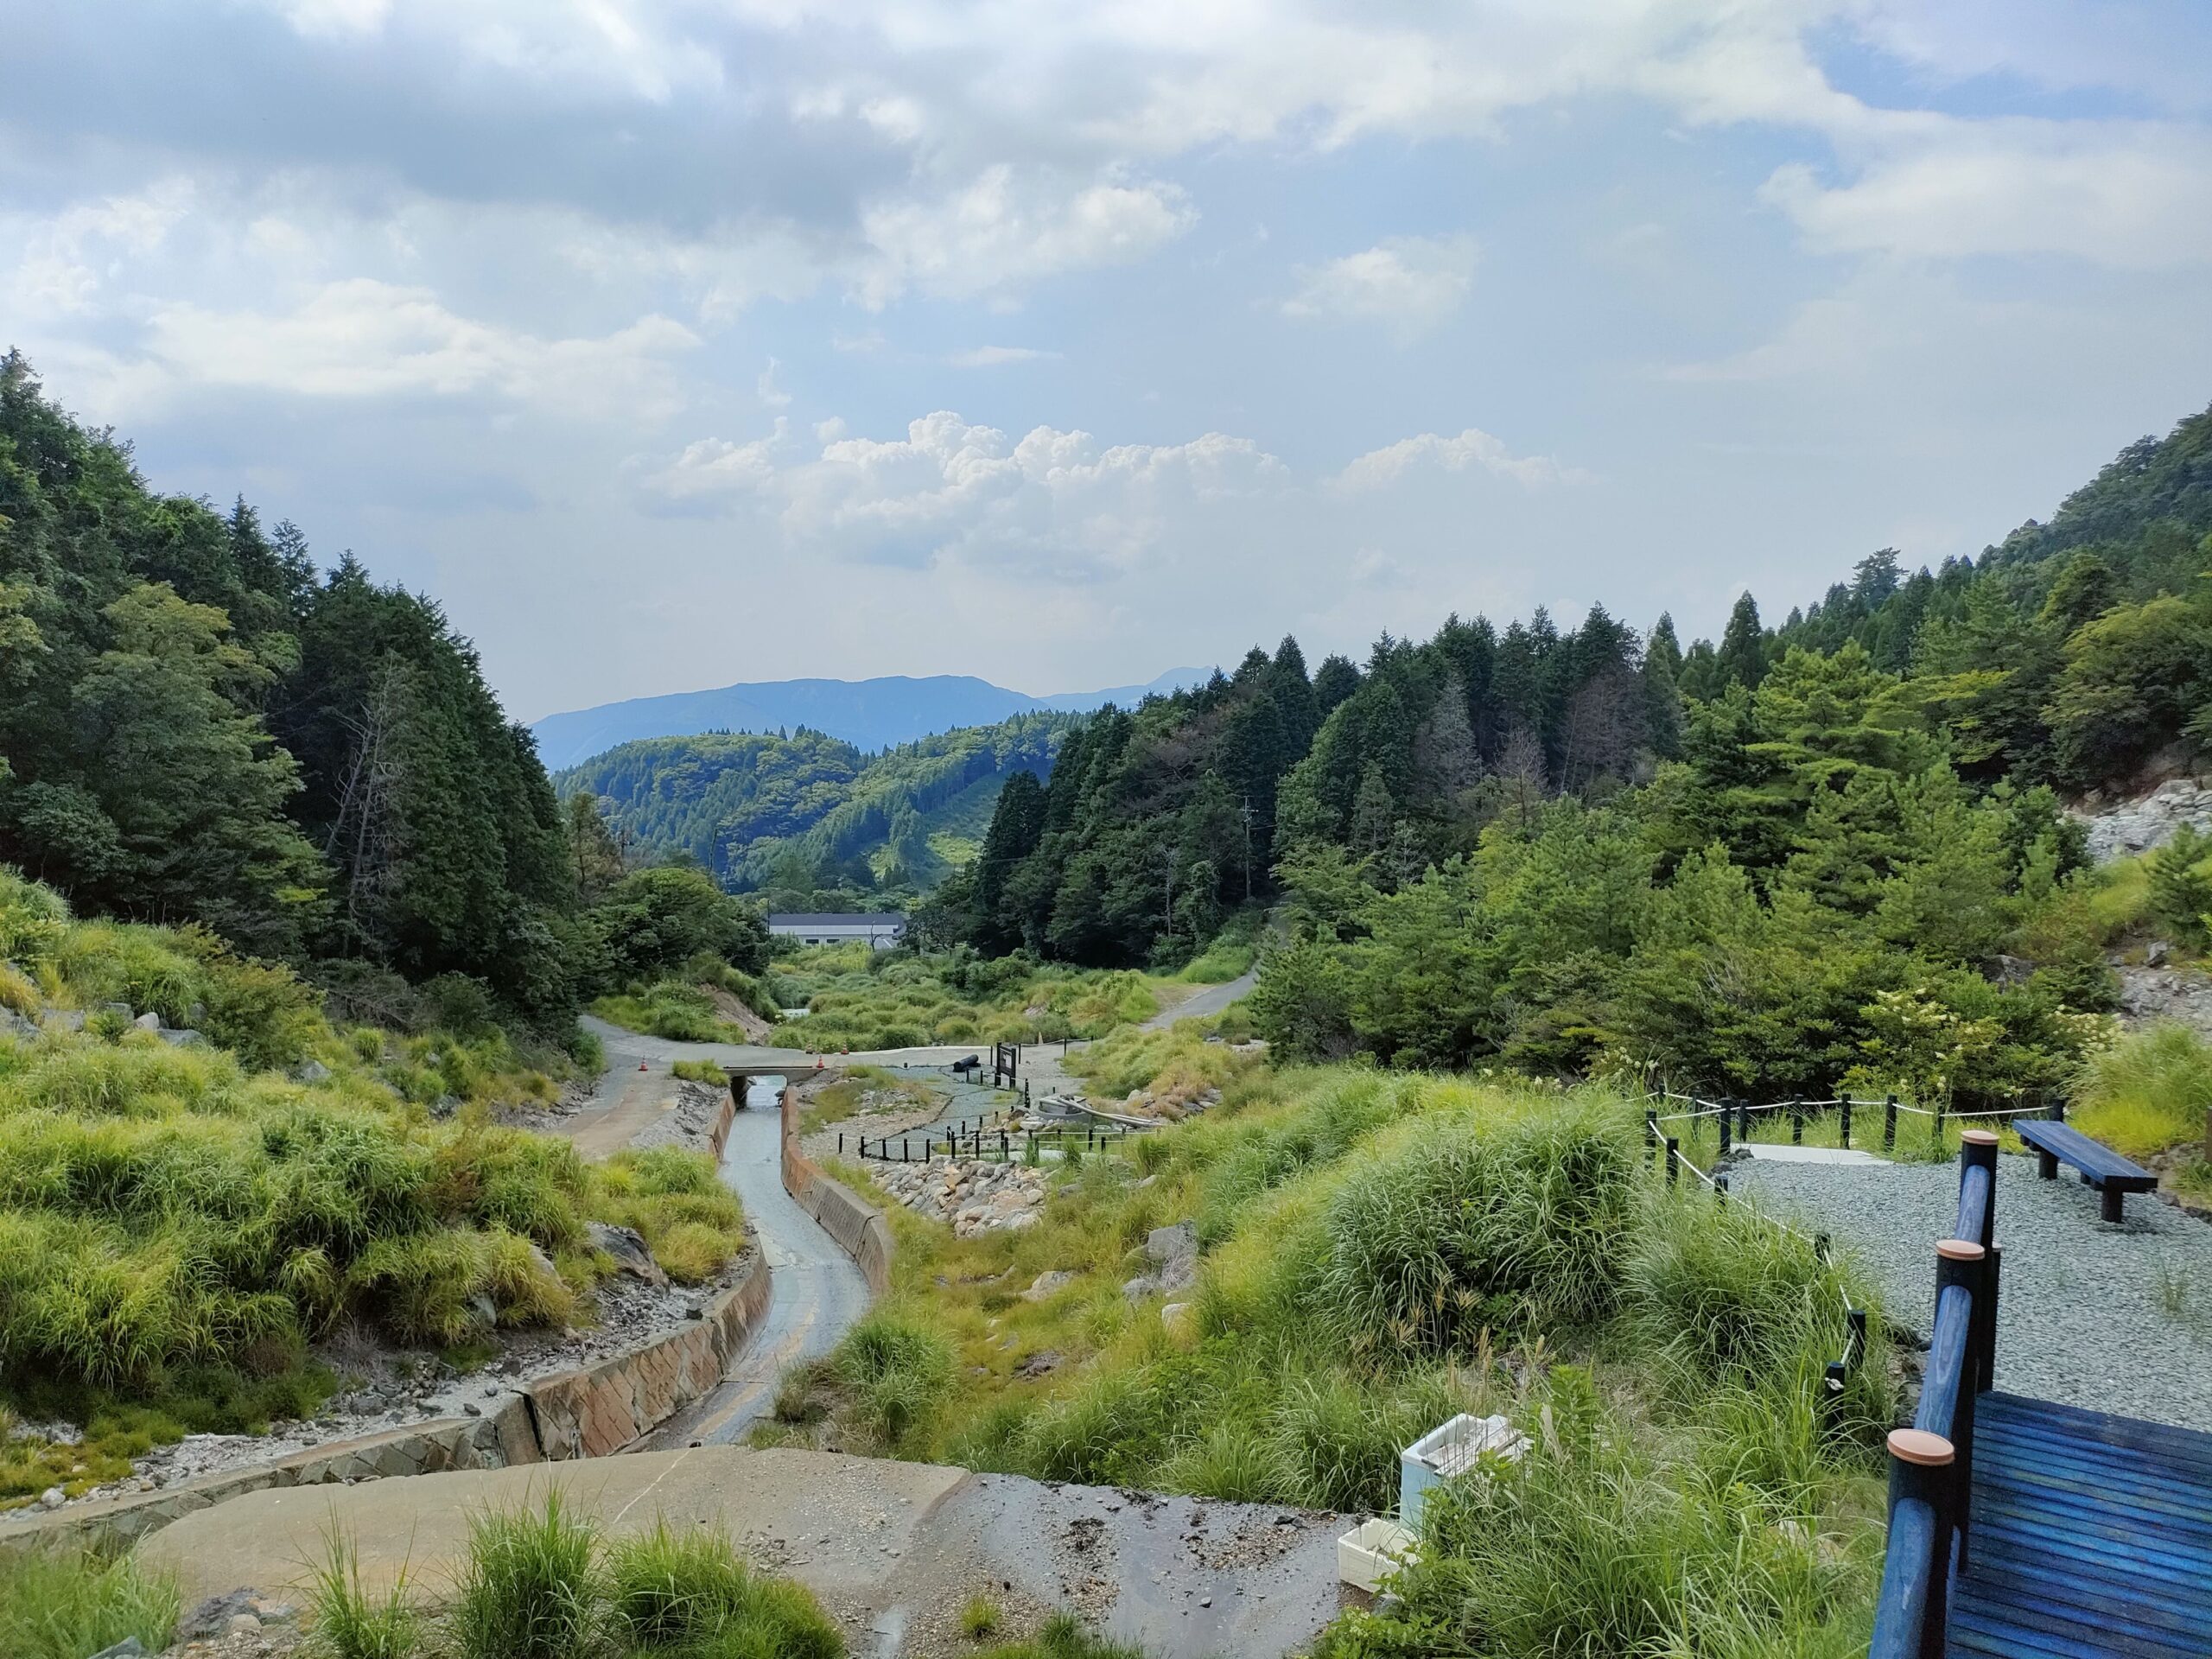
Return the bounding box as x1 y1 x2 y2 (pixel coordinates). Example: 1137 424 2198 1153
873 1156 1051 1237
588 1222 668 1287
1122 1219 1199 1301
2078 777 2212 863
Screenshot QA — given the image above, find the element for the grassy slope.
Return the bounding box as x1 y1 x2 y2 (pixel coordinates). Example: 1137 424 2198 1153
773 1029 1895 1656
0 868 744 1507
759 945 1172 1052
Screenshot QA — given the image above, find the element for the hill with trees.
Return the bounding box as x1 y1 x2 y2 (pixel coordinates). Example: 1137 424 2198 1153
925 401 2212 1104
0 353 769 1036
556 712 1068 911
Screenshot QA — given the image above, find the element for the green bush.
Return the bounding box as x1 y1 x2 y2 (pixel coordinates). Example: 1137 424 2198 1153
2074 1021 2212 1158
836 1312 953 1448
0 1544 179 1659
1313 1101 1637 1356
451 1495 601 1659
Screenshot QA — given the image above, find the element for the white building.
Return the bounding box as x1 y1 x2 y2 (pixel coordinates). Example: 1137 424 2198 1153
768 912 907 949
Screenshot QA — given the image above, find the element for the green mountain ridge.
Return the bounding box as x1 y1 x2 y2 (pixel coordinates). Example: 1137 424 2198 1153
555 710 1069 903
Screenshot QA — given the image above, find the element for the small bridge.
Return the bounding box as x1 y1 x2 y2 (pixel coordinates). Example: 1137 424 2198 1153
1872 1134 2212 1657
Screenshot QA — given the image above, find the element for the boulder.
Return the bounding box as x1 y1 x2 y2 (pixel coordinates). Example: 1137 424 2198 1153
1144 1221 1198 1292
87 1642 147 1659
292 1058 333 1085
1020 1270 1080 1302
1161 1301 1195 1338
133 1010 161 1030
178 1588 267 1643
588 1222 668 1287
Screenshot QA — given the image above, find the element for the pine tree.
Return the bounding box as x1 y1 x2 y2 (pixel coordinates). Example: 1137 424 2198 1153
1715 592 1768 691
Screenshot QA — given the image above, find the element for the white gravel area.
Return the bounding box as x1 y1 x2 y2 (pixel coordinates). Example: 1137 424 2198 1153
1732 1151 2212 1431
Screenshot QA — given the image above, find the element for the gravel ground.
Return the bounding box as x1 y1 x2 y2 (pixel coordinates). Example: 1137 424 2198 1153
1732 1151 2212 1430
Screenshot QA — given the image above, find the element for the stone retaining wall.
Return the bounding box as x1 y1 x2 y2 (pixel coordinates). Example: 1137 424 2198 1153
780 1081 894 1294
0 1249 771 1555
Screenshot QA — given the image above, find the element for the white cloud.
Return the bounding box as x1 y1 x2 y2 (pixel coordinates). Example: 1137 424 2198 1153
638 410 1290 577
945 345 1062 367
133 279 697 412
756 356 791 407
1763 123 2212 269
639 421 791 507
10 179 196 314
1282 234 1479 340
1336 428 1582 491
854 167 1195 306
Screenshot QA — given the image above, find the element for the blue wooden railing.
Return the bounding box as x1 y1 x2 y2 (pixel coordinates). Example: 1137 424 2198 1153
1868 1131 2002 1659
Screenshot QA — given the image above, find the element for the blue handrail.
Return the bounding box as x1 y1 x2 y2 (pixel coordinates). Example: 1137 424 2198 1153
1868 1132 2001 1659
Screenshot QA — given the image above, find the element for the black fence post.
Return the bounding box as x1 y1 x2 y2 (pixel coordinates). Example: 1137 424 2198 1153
1714 1169 1729 1205
902 1138 910 1163
1933 1096 1948 1147
1885 1095 1898 1154
1738 1098 1753 1143
1840 1097 1853 1149
1718 1107 1732 1157
1664 1135 1680 1187
1644 1109 1657 1148
838 1134 845 1155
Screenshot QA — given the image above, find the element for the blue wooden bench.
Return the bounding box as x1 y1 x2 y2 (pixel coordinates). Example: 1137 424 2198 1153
2014 1115 2157 1224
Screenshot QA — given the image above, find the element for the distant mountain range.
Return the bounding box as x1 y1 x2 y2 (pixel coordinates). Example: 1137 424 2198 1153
530 667 1212 771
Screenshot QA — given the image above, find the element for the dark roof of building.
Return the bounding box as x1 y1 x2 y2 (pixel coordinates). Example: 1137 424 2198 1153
766 912 907 927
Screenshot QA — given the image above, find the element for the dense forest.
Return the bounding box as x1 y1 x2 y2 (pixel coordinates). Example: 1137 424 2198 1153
924 402 2212 1101
557 711 1066 907
0 353 767 1034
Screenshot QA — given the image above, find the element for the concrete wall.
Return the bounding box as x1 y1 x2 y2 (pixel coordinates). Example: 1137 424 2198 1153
1 1249 772 1555
779 1082 894 1294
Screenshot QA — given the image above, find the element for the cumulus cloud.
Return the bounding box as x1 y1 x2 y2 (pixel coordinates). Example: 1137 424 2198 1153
1335 428 1582 491
638 411 1290 577
1282 235 1479 339
132 279 696 412
854 168 1195 306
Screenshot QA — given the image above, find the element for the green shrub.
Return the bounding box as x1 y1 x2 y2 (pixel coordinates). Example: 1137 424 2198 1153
2074 1021 2212 1158
959 1593 1002 1639
2149 824 2212 949
606 1522 757 1648
836 1312 952 1448
1313 1101 1637 1356
1625 1191 1842 1387
0 1544 180 1659
451 1495 601 1659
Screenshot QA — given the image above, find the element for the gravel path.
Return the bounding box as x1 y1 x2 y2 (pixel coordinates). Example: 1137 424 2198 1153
1732 1152 2212 1431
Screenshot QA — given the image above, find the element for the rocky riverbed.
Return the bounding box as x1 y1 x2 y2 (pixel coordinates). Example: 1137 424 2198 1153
872 1156 1051 1236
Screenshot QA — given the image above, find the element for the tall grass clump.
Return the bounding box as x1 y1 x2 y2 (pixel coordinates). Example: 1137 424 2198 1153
307 1524 422 1659
606 1522 841 1658
588 1147 746 1286
2073 1020 2212 1159
0 1544 180 1659
1313 1099 1637 1357
835 1311 954 1450
451 1494 601 1659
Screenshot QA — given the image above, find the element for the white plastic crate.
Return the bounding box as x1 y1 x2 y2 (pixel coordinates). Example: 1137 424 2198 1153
1398 1412 1528 1530
1337 1517 1418 1592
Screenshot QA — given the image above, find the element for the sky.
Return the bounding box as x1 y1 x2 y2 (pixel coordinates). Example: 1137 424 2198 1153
7 3 2212 723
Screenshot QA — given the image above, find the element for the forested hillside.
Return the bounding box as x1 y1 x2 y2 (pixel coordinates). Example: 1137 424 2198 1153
557 712 1066 907
0 353 767 1032
934 402 2212 1102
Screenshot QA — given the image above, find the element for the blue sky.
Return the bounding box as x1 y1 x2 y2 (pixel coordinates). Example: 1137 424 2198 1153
6 1 2212 721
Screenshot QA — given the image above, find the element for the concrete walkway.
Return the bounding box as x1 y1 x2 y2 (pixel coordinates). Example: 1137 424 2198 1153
137 1446 1350 1659
582 1018 872 1445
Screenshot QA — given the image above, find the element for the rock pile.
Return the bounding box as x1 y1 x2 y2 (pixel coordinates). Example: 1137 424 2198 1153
874 1156 1050 1236
2079 776 2212 863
